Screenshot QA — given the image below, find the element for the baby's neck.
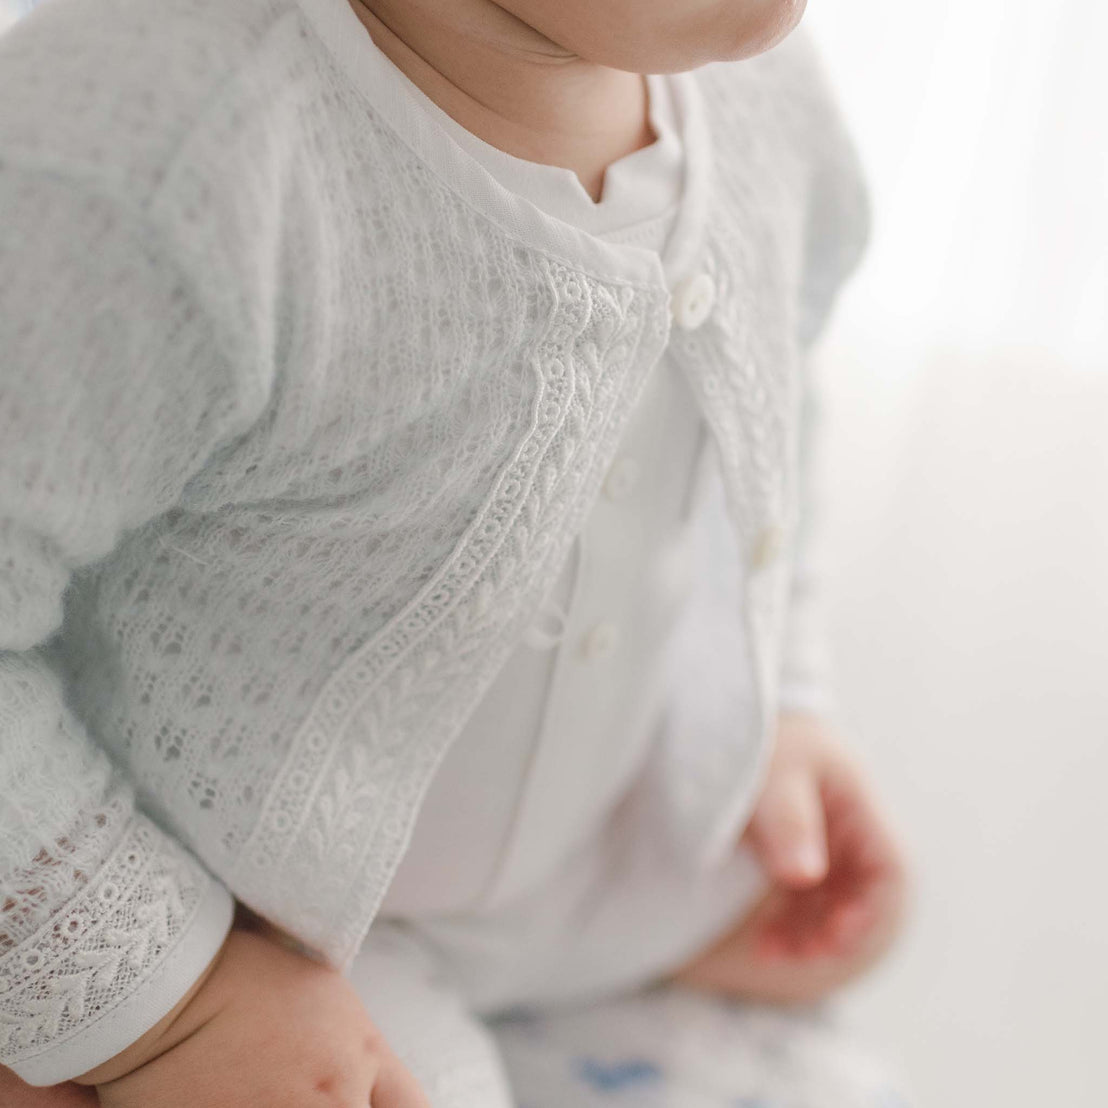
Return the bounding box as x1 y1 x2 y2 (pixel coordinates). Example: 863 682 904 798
347 0 655 202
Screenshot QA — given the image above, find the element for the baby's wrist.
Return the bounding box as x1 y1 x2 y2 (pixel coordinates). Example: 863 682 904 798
71 929 232 1087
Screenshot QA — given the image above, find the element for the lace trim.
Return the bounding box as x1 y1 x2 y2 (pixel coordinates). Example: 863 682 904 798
0 753 120 956
0 813 206 1066
233 258 670 963
672 238 794 540
233 61 822 961
658 227 799 862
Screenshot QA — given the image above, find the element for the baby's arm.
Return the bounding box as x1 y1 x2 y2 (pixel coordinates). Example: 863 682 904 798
0 162 423 1105
671 712 910 1004
0 922 427 1108
0 162 247 1087
672 53 905 1001
77 924 427 1108
776 35 872 721
0 1069 97 1106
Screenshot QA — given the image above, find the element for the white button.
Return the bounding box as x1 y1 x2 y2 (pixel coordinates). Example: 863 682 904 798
750 525 785 571
580 621 619 661
603 457 640 502
523 603 568 651
671 272 716 331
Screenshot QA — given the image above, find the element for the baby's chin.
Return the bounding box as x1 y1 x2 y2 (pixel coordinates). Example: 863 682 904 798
536 0 808 73
710 0 809 63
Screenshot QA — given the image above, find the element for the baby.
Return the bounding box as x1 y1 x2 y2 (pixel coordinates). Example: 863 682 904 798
0 0 908 1105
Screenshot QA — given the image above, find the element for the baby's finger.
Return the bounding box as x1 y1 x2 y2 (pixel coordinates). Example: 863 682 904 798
827 900 876 950
759 911 834 961
749 770 828 887
822 763 903 877
370 1050 431 1108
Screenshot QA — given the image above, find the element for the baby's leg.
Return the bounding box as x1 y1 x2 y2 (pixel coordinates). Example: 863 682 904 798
347 922 514 1108
488 986 913 1108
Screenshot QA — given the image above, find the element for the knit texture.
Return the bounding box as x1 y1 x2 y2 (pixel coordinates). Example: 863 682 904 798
0 0 868 1081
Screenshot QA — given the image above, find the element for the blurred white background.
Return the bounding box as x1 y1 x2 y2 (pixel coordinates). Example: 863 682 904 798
3 0 1105 1104
807 2 1108 1106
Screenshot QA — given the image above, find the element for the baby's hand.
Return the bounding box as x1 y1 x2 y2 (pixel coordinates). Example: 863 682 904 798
75 922 428 1107
671 712 910 1004
0 1067 98 1107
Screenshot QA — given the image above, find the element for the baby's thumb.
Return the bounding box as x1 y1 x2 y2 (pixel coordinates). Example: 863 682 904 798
748 770 828 887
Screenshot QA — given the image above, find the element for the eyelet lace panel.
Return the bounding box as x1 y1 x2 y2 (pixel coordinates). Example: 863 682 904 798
231 260 670 965
0 803 210 1067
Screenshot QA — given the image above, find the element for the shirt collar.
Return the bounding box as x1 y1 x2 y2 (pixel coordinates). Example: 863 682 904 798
294 0 711 291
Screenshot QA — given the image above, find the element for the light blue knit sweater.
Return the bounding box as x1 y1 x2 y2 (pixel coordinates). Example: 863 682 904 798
0 0 867 1083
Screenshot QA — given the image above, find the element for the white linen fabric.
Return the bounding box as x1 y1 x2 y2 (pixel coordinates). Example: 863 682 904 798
0 0 868 1084
350 922 911 1108
381 71 715 916
375 759 769 1017
411 69 685 241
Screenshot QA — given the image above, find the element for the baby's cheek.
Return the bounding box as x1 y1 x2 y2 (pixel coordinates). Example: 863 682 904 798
703 0 809 62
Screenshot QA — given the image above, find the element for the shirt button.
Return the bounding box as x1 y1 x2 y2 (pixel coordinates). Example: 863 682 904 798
580 621 619 661
523 600 568 651
603 457 640 502
671 272 716 331
750 525 785 571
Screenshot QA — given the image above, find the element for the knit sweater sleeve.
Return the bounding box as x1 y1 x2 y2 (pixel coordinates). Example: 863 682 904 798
776 52 871 718
776 360 837 716
0 165 263 1084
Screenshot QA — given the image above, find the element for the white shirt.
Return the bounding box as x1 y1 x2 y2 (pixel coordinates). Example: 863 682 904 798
382 74 718 916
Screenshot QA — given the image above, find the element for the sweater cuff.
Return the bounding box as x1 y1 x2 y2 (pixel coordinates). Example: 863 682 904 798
5 867 233 1086
776 678 837 721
